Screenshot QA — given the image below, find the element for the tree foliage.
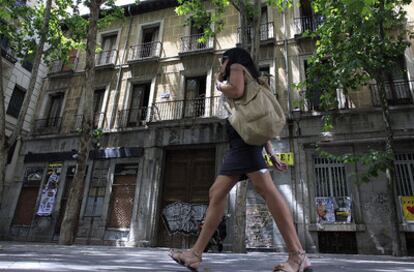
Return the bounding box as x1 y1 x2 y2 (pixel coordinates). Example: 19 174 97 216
304 0 411 114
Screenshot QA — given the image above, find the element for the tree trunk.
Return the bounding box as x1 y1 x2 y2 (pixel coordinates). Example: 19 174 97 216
249 0 261 64
7 0 53 149
58 0 101 245
233 179 248 253
0 55 6 206
376 76 403 256
375 0 402 256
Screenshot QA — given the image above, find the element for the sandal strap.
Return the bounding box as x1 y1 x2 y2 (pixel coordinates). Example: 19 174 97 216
190 249 202 260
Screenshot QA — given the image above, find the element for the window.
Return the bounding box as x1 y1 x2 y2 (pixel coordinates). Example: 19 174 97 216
93 89 105 128
260 6 272 40
184 76 206 117
140 26 159 58
127 84 150 127
97 33 117 65
46 93 64 127
314 157 349 197
314 157 352 224
6 85 26 118
395 153 414 196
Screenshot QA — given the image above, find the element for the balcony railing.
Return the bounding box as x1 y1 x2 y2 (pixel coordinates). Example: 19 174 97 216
117 107 149 128
150 96 221 122
294 15 324 35
237 22 275 43
95 49 117 66
298 89 355 112
128 41 162 62
73 112 109 131
370 79 414 106
0 36 17 64
33 117 62 135
49 56 77 74
180 33 214 54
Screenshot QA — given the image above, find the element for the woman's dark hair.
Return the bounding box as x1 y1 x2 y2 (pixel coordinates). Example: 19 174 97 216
222 47 260 81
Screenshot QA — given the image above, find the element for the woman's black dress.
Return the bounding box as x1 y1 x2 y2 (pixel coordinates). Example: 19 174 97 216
219 121 267 180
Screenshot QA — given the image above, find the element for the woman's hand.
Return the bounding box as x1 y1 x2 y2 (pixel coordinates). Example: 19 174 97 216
269 154 288 172
215 58 229 83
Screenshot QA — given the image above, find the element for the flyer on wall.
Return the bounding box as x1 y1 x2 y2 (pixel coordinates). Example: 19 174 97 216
36 162 63 216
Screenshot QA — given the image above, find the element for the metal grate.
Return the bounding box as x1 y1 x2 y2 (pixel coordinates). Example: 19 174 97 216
314 157 349 197
107 175 136 229
395 153 414 196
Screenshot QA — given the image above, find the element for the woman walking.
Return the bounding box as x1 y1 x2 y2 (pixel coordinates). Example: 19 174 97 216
169 47 313 272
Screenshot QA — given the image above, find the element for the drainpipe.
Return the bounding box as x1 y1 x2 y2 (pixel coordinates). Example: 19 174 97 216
109 5 134 129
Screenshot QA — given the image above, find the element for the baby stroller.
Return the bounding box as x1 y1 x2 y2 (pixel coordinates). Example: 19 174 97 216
198 215 227 253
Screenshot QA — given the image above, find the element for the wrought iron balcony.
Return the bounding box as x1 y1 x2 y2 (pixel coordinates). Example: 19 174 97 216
180 33 214 54
370 79 413 107
296 90 354 112
150 96 221 122
33 117 62 135
237 22 275 43
49 56 77 74
95 49 117 66
73 112 109 131
117 107 149 128
128 41 162 62
294 15 324 35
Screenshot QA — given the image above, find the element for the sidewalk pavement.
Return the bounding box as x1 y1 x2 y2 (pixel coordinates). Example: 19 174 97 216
0 242 414 272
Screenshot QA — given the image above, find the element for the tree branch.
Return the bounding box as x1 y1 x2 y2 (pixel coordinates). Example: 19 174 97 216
230 0 240 12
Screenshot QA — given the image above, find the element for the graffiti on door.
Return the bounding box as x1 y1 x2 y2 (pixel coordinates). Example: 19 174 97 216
162 202 208 235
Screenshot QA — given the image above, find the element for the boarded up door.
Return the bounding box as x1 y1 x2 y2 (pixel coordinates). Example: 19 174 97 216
157 148 215 248
13 167 44 226
106 164 137 229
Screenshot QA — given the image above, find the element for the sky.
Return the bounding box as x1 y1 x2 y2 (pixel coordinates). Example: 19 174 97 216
79 0 137 15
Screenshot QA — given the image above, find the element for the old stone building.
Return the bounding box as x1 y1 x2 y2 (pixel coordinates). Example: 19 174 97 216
1 0 48 229
1 0 413 255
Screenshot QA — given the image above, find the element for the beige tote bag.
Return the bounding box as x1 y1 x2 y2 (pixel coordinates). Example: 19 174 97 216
227 68 286 145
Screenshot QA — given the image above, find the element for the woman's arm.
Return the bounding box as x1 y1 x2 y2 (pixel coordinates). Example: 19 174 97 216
215 64 245 99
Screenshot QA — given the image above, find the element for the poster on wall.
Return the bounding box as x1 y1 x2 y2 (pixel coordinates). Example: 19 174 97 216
334 196 352 223
315 197 335 223
36 162 63 216
400 196 414 222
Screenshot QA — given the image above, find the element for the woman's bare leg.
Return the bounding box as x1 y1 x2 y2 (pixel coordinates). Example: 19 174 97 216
170 174 238 265
247 170 311 270
191 175 238 255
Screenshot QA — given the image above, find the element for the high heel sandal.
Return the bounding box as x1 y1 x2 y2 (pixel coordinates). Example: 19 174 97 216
169 249 202 272
273 250 313 272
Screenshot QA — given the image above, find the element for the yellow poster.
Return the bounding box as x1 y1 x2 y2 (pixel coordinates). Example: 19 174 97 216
275 152 294 166
401 196 414 222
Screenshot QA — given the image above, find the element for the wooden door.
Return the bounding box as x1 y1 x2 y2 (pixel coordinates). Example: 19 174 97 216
157 148 215 248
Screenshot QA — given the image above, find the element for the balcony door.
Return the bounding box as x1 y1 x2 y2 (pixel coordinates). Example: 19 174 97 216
99 33 117 65
93 89 105 128
184 76 206 118
141 26 159 58
300 0 316 32
190 21 205 50
127 84 150 127
46 93 64 128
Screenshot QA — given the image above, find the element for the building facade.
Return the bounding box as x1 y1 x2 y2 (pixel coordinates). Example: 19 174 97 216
1 0 48 230
1 0 414 255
